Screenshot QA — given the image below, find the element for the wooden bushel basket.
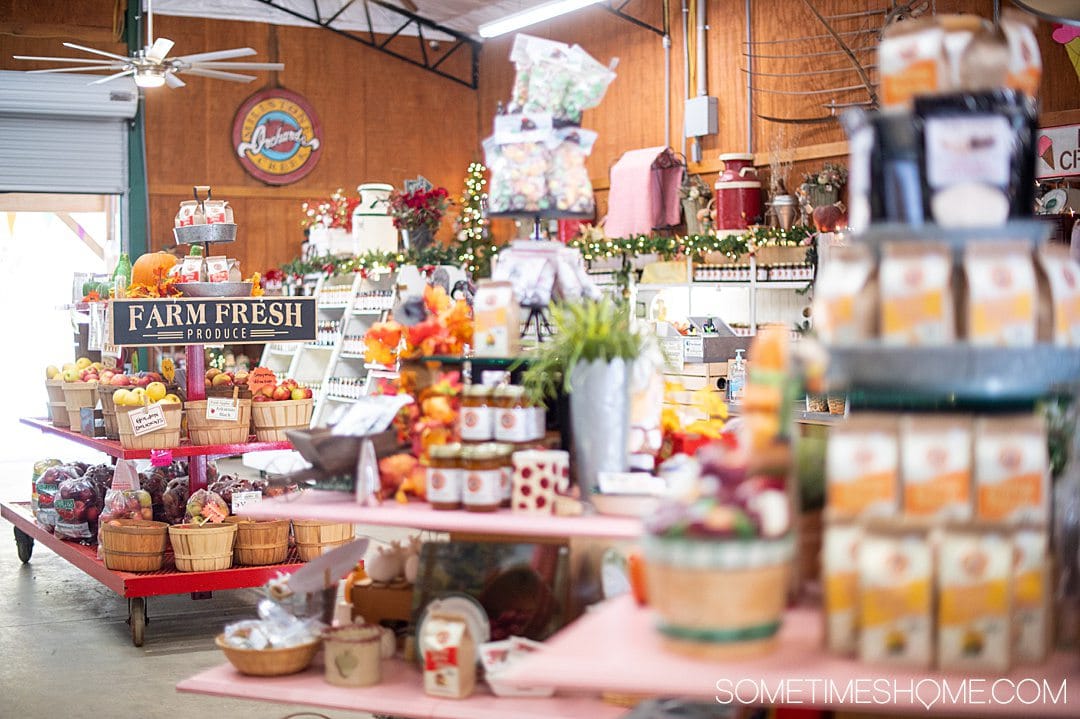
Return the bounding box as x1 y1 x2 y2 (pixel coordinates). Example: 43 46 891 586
100 519 169 572
224 516 290 565
115 402 183 450
185 397 252 445
97 385 120 439
45 379 66 403
62 381 98 428
169 522 237 571
292 520 354 561
48 401 69 427
251 398 314 442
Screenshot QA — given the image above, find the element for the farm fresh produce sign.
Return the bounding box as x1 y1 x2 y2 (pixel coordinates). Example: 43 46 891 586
109 297 317 346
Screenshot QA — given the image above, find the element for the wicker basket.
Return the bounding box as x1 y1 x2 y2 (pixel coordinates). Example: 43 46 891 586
251 398 314 442
100 519 169 572
45 379 65 403
185 399 252 445
206 383 252 400
48 401 70 427
216 634 320 676
116 403 183 450
168 522 237 572
293 520 354 561
62 381 98 428
97 385 120 439
225 516 290 565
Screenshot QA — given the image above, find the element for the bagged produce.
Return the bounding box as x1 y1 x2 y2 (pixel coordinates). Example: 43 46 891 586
54 475 105 543
34 464 81 532
83 463 114 494
185 488 229 524
30 459 62 519
98 462 153 551
162 476 190 525
209 475 268 513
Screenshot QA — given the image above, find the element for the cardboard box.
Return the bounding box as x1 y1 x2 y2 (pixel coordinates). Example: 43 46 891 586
473 280 519 357
350 582 413 626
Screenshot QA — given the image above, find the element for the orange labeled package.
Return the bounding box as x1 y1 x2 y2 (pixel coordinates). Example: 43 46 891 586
879 18 946 109
1034 244 1080 346
973 415 1048 525
1012 528 1050 665
936 525 1012 673
826 415 899 518
823 518 862 655
899 415 972 520
879 241 955 345
812 244 877 346
472 280 520 358
963 242 1037 346
857 521 934 668
1001 9 1042 98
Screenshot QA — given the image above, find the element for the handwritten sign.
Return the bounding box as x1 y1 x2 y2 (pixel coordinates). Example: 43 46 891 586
128 404 167 436
206 397 240 422
231 491 263 512
109 297 316 347
248 367 277 395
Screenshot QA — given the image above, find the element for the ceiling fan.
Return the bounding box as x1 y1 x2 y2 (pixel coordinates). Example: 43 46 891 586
13 0 283 89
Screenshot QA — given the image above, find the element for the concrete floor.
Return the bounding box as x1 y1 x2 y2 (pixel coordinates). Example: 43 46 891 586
0 518 374 719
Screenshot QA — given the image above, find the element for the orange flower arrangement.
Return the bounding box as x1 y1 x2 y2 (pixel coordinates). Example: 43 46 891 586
362 284 473 365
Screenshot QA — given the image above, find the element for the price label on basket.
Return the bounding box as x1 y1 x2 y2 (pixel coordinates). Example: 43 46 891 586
230 491 262 512
248 367 277 396
206 397 240 422
128 404 167 436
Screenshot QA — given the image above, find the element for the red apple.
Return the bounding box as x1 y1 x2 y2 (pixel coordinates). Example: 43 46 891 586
281 378 298 391
143 372 162 383
299 387 313 399
212 373 234 387
272 385 292 401
259 385 276 398
233 371 249 385
109 374 131 386
252 394 271 403
133 375 151 387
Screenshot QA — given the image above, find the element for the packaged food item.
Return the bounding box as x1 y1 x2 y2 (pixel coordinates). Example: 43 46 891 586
184 488 229 524
1001 9 1042 97
937 15 983 91
459 385 494 442
812 244 877 345
493 385 541 444
900 415 972 520
34 464 79 532
30 459 62 519
548 128 596 215
421 613 476 699
461 445 503 513
1034 245 1080 346
962 241 1037 346
508 34 569 113
826 414 900 518
973 415 1049 525
1012 528 1050 665
162 476 190 524
54 475 105 542
179 250 205 283
426 443 463 511
822 518 862 655
203 200 228 225
857 521 934 668
472 281 520 358
879 18 946 108
936 525 1012 673
227 259 242 283
206 255 230 283
175 200 199 227
879 241 955 345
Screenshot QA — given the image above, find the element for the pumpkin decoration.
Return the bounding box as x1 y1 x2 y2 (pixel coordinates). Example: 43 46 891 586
131 251 178 287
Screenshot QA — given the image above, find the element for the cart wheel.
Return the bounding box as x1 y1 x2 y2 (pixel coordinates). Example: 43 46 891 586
14 527 33 564
128 597 146 647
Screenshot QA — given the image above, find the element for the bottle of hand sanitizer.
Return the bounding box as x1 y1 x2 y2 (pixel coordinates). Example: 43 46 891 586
728 349 746 404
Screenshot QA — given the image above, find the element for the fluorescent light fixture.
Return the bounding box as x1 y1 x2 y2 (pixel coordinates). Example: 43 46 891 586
478 0 603 38
134 67 166 88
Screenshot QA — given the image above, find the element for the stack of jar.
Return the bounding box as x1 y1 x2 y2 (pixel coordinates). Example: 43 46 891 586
315 320 342 346
341 334 366 356
354 290 395 311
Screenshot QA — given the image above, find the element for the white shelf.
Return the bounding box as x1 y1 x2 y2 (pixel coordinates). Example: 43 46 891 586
352 308 389 316
691 280 809 290
317 303 348 311
338 352 365 360
268 347 297 355
302 343 335 351
323 394 360 403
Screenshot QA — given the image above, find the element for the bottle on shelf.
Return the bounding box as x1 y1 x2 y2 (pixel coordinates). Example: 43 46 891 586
727 349 746 404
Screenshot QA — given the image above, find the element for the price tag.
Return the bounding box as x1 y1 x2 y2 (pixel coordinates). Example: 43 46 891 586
102 355 118 370
102 342 122 362
206 397 240 421
660 338 684 371
248 367 277 395
684 336 704 360
128 404 167 437
88 303 106 351
230 491 263 512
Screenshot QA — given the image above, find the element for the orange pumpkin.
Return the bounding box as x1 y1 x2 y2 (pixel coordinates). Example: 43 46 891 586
131 251 178 286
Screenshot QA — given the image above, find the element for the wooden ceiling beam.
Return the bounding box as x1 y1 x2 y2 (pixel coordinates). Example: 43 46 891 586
0 22 122 47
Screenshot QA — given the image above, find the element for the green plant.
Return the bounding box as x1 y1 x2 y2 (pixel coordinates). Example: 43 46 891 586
520 301 644 407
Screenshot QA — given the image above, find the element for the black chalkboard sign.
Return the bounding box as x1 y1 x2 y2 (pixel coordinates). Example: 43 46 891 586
109 297 317 347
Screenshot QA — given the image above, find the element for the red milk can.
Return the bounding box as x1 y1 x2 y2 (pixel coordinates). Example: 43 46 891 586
714 153 763 230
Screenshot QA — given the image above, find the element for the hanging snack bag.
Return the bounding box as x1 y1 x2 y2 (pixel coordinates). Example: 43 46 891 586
484 113 554 214
936 525 1012 673
562 44 618 124
822 518 862 655
812 244 877 345
507 35 569 113
826 414 899 518
185 488 229 524
1012 528 1051 665
973 415 1049 525
900 415 972 520
879 241 955 345
879 18 946 109
962 241 1037 346
1034 244 1080 346
857 521 934 668
206 255 230 283
1001 9 1042 98
548 128 597 215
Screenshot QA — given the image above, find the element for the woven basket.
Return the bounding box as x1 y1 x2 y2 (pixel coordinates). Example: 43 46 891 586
168 522 237 572
48 401 69 427
206 384 253 400
97 385 119 439
216 634 320 676
225 516 290 565
100 519 169 572
45 379 65 403
251 399 314 442
185 399 252 445
116 403 183 450
293 520 354 561
62 381 98 427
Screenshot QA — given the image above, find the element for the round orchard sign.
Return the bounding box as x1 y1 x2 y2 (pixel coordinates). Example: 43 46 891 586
232 88 322 185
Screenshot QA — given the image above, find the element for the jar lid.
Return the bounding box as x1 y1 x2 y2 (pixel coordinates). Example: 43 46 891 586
428 443 462 459
492 385 525 398
485 442 515 456
462 445 499 460
462 384 491 397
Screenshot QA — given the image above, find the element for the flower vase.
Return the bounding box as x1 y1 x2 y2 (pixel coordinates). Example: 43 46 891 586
805 185 840 210
401 226 433 252
569 357 630 499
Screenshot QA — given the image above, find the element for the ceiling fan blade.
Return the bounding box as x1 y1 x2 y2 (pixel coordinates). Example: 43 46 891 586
181 67 257 83
147 38 175 62
27 65 127 74
90 70 135 85
62 42 132 63
13 55 117 64
189 62 285 71
174 48 256 64
165 73 186 88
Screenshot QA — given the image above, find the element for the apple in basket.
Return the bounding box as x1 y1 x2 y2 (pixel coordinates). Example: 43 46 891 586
109 373 132 386
291 387 313 400
271 385 292 401
280 378 298 391
252 394 271 403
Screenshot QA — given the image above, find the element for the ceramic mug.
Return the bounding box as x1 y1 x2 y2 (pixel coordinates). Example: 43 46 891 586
511 450 570 514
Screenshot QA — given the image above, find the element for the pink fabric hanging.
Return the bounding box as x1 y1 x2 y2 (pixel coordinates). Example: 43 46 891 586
604 146 683 237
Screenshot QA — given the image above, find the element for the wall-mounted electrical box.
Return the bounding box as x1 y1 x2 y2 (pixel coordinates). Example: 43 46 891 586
685 95 718 137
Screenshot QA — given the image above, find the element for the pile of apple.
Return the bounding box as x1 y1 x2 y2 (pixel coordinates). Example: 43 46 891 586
48 357 105 383
113 381 181 407
102 369 165 388
204 368 249 389
253 378 313 403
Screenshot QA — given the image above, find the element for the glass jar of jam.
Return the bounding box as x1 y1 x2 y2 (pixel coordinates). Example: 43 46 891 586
487 442 515 507
461 445 503 512
426 443 463 510
493 385 538 444
459 384 493 443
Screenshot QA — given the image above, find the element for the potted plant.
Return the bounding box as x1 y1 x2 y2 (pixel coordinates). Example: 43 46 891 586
797 163 847 215
300 188 360 256
521 301 645 498
388 186 450 252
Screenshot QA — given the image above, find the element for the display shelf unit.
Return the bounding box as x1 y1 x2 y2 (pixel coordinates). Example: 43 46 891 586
499 596 1080 717
239 489 642 540
178 657 626 719
2 501 302 646
259 342 299 376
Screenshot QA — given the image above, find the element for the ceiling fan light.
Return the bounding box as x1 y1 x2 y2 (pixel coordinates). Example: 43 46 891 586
134 67 166 88
478 0 602 38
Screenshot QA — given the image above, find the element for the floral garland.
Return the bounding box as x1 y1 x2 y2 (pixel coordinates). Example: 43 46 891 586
568 224 815 263
279 245 463 280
